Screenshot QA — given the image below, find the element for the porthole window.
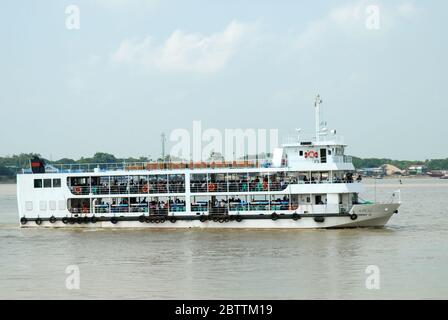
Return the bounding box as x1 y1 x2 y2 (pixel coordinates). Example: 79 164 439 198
49 201 57 211
25 201 33 211
39 201 47 211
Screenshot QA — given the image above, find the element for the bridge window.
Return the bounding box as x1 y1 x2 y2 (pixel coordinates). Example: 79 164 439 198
53 178 61 188
34 179 42 188
43 179 52 188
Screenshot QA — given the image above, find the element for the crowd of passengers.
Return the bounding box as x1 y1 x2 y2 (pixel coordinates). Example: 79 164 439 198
71 195 295 214
71 177 185 194
190 176 291 192
190 173 361 192
70 173 361 195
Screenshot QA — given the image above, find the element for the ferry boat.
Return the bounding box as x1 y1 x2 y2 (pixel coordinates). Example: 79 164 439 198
16 96 400 229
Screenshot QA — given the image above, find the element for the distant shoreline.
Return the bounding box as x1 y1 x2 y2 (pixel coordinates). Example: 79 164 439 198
0 178 16 184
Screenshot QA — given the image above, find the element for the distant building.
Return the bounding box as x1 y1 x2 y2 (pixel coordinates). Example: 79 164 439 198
381 164 404 176
407 165 426 175
357 167 384 177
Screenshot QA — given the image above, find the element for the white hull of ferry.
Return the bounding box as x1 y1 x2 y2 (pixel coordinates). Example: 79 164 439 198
19 203 399 229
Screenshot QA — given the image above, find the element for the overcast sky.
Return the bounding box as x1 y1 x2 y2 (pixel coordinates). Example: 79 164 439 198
1 0 446 161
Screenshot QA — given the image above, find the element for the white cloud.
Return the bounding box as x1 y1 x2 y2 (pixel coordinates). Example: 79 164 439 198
296 0 419 49
111 21 256 73
296 1 367 49
95 0 158 10
397 2 418 18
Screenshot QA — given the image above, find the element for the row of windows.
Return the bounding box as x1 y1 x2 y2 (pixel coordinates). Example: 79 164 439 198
34 178 61 189
25 200 66 211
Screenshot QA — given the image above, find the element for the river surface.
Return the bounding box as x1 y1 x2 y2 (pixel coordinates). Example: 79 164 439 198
0 179 447 299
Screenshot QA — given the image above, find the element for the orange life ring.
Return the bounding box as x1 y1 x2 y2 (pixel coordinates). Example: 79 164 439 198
74 186 82 194
208 183 216 192
142 184 149 193
262 181 268 190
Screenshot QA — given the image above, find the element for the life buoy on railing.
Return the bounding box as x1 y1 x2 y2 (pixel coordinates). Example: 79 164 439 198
262 181 268 190
74 186 82 194
142 184 149 193
208 183 216 192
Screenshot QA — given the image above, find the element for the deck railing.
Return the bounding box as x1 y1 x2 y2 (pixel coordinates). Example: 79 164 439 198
29 160 271 174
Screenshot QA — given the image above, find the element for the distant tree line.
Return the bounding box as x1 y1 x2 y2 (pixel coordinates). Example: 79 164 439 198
351 157 448 170
1 152 448 177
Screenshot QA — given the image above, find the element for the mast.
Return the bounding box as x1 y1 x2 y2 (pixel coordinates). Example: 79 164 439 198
161 132 166 161
314 94 322 142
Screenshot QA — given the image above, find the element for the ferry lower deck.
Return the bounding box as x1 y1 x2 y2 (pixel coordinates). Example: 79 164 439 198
18 202 399 229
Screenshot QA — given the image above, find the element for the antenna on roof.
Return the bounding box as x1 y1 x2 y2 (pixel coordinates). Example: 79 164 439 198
161 133 166 161
295 128 302 142
315 94 323 142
